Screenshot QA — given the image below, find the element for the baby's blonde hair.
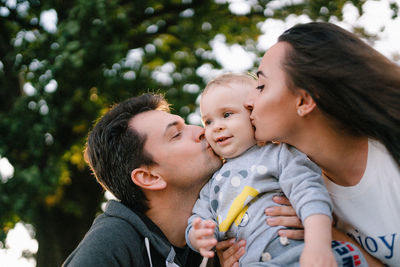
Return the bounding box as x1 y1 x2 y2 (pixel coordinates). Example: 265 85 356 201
202 73 256 96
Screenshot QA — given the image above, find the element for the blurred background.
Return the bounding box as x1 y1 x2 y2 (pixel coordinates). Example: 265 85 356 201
0 0 399 266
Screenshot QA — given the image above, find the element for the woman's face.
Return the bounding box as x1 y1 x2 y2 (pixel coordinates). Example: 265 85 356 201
245 42 300 143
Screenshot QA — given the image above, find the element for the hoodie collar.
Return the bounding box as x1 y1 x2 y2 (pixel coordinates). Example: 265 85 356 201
104 200 186 266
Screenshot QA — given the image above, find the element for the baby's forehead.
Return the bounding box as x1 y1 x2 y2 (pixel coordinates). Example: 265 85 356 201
201 85 242 102
202 81 251 96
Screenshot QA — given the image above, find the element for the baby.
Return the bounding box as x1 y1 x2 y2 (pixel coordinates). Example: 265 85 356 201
185 73 367 266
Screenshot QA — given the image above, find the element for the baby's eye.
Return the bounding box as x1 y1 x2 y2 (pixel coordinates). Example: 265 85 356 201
223 112 232 118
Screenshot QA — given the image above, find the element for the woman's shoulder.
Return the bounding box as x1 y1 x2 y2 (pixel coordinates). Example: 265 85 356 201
367 139 397 168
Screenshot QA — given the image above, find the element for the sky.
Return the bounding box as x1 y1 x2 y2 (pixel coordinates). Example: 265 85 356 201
0 0 399 266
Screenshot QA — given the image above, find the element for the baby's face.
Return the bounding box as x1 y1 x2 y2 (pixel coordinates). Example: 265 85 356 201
200 83 256 159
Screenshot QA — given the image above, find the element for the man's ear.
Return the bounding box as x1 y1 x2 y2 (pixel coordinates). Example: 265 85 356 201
131 167 167 190
296 89 316 116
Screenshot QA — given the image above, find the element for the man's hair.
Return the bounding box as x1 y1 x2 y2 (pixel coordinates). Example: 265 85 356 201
278 22 400 165
85 93 170 212
203 73 256 95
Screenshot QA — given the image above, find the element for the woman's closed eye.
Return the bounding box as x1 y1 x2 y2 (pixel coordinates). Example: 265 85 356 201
256 84 265 91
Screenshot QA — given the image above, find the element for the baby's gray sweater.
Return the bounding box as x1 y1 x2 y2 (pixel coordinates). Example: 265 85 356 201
186 143 332 264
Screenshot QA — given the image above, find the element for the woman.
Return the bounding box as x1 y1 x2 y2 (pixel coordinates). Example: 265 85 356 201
243 22 400 266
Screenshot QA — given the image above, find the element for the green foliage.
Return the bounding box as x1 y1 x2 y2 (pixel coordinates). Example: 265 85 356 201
0 0 370 265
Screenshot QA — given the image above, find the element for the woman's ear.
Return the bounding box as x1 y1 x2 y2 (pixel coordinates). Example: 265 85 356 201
131 167 167 190
296 89 316 116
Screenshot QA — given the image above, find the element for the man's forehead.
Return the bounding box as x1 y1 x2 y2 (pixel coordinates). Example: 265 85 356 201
129 110 178 136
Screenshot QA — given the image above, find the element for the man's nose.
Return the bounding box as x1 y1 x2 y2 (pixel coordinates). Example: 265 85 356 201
194 125 205 142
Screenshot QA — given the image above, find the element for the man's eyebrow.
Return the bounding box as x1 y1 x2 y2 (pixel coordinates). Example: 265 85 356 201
256 71 266 78
164 121 179 137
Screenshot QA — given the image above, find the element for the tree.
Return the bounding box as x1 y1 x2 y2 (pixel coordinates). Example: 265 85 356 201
0 0 377 266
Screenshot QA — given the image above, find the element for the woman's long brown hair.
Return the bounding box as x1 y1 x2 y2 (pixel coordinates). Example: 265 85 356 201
278 22 400 166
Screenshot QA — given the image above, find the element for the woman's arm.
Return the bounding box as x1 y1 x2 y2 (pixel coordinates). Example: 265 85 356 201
332 228 384 267
268 195 385 267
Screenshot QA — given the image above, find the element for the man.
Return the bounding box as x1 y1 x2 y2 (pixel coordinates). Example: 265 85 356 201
63 93 222 266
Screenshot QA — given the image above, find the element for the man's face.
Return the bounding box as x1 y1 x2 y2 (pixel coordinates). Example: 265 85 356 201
129 110 222 191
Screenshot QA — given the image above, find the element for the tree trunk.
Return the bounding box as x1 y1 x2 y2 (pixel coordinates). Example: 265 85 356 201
34 166 104 267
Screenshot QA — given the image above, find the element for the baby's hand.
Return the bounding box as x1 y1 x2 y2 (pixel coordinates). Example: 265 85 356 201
300 244 337 267
189 217 218 258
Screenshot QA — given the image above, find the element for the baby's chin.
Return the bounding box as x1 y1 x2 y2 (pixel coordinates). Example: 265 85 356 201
214 149 237 160
221 147 254 159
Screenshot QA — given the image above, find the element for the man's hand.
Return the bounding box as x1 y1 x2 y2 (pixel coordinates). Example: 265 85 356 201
188 218 217 258
215 239 246 267
265 195 304 239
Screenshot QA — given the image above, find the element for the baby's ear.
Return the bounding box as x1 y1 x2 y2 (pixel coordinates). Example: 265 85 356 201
296 89 316 116
131 167 167 190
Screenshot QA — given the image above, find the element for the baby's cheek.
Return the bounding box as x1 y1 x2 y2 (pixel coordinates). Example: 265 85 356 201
204 130 213 142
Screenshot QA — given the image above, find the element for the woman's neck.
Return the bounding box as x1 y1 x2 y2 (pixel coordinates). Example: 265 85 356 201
289 122 368 186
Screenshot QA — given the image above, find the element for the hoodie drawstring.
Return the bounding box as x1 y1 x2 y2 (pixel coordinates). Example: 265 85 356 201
144 237 153 267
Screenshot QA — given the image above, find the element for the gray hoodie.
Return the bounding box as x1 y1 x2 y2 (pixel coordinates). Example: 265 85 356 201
63 200 203 267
